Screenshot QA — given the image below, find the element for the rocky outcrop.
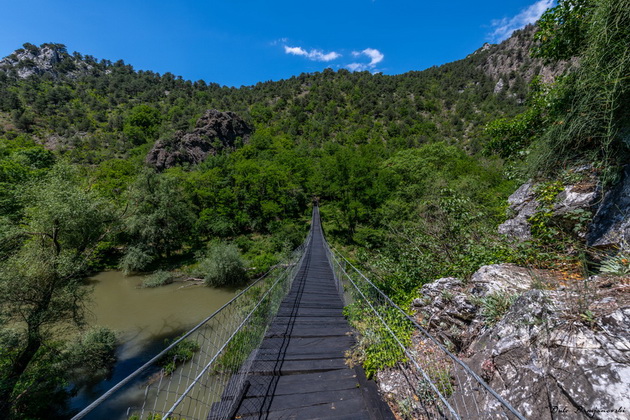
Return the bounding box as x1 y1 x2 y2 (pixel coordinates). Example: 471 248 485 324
146 109 252 171
473 25 575 87
412 264 549 352
0 43 89 79
587 166 630 248
499 174 600 242
465 290 630 419
498 182 538 241
469 264 539 296
412 261 630 419
0 45 60 78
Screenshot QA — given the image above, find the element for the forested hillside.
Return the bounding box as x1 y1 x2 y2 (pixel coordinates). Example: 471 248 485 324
0 25 554 273
1 0 628 417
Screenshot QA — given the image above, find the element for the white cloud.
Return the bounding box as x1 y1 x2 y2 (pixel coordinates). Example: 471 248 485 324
346 62 365 72
271 38 289 46
488 0 554 42
362 48 384 66
283 45 341 62
347 48 384 72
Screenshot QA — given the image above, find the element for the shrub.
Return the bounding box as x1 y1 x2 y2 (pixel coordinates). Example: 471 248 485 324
196 242 248 287
142 270 174 288
600 252 630 276
67 326 117 372
478 292 518 326
119 245 154 275
160 339 200 375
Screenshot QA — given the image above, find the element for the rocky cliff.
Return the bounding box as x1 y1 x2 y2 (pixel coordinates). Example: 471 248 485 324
0 43 90 79
409 168 630 418
469 25 575 98
146 109 252 171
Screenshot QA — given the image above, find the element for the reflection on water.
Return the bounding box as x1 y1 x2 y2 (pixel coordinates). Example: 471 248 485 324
70 271 237 418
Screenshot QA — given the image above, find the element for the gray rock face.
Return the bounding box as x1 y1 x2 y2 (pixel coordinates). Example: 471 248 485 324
498 182 538 241
146 109 252 171
464 291 630 419
0 46 60 78
413 265 630 418
554 185 599 216
469 264 538 296
414 277 479 351
587 166 630 248
414 264 545 352
0 44 89 79
500 176 600 242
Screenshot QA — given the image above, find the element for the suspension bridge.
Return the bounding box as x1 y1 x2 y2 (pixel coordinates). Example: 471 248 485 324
73 207 526 420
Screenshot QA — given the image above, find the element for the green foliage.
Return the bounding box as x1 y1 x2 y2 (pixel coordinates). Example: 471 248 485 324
528 0 630 174
124 169 196 260
66 326 117 373
119 245 155 274
477 292 518 326
0 162 113 418
533 0 596 61
0 341 70 420
142 270 174 288
528 181 565 241
159 338 200 375
196 242 248 287
356 142 515 304
599 252 630 276
344 303 413 378
123 105 161 145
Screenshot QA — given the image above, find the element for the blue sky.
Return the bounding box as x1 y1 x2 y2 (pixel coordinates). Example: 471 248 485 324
0 0 554 87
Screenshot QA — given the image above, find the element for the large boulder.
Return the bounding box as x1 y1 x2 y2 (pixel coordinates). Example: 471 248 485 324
413 264 548 352
464 290 630 419
469 263 540 296
146 109 252 171
587 166 630 248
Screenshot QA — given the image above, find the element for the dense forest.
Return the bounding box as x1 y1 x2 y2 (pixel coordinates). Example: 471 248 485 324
1 0 628 417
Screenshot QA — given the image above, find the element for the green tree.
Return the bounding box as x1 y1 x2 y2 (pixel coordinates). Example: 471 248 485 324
121 169 196 272
123 105 161 146
533 0 596 61
0 163 113 419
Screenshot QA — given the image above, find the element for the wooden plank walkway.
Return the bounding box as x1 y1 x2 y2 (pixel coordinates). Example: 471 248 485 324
227 209 394 420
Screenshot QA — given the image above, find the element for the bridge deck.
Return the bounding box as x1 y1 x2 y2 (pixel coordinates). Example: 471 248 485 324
227 210 394 420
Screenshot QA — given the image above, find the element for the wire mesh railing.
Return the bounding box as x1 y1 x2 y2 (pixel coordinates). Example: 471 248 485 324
321 234 526 419
72 227 313 420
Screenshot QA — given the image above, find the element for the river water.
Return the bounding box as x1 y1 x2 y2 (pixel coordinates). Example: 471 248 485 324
70 271 237 417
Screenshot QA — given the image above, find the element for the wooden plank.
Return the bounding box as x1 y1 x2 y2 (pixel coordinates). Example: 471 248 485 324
220 210 393 420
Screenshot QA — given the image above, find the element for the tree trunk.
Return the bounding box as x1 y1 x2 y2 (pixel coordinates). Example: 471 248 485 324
0 333 42 419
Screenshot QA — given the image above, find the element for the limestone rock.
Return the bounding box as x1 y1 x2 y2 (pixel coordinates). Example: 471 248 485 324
498 182 537 241
0 43 90 79
414 277 479 351
553 184 599 216
469 264 537 297
500 175 600 242
464 291 630 419
587 166 630 248
146 109 252 171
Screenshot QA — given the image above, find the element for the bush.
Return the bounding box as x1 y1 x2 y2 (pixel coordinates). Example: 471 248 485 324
477 292 518 326
600 252 630 276
119 245 154 275
67 326 117 372
160 339 200 375
196 242 248 287
142 270 174 288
